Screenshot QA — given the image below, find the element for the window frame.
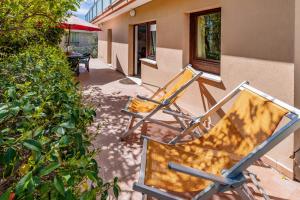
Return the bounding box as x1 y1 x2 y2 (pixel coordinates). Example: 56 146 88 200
146 21 157 61
190 8 221 75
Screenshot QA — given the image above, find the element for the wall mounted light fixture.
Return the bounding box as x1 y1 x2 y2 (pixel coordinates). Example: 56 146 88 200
130 9 136 17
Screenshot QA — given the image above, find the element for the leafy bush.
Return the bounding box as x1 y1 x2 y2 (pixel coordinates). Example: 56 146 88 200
0 45 119 199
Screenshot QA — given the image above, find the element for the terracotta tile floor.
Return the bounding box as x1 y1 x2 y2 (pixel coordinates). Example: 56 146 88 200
78 59 300 200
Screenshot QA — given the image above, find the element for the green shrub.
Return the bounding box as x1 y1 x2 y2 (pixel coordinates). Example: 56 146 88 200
0 45 119 200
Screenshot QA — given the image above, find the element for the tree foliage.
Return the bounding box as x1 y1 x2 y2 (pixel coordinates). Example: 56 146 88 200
0 0 80 56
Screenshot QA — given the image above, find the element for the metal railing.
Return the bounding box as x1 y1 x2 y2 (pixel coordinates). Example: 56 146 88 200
85 0 120 22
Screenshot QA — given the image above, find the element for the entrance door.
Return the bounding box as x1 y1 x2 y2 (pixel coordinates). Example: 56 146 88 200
134 24 147 77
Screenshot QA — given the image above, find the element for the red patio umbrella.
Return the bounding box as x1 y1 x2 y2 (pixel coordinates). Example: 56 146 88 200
59 15 101 47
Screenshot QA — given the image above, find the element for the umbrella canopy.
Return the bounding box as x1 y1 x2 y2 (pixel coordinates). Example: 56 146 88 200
59 15 101 31
59 16 101 52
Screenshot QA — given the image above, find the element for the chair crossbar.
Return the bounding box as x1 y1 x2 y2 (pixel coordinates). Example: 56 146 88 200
137 95 163 105
168 162 241 186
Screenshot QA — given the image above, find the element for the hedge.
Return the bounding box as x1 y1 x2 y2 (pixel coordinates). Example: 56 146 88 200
0 45 119 200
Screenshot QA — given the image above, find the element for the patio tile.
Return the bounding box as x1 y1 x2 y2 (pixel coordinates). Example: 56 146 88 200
78 59 300 200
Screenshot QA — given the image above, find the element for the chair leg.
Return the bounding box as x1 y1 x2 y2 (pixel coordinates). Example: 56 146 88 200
121 106 163 141
121 116 135 141
86 63 89 72
142 194 147 200
121 117 146 141
126 116 135 132
76 64 80 76
247 172 270 200
235 184 255 200
170 104 187 130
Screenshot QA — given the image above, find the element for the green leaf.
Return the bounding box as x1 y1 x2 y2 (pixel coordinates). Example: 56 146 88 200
113 185 120 198
113 177 118 184
7 87 16 99
39 162 60 177
23 102 34 113
54 176 65 196
62 174 71 182
100 191 108 200
10 106 20 115
60 121 75 129
56 127 65 135
65 190 76 200
33 127 44 137
59 135 70 146
0 105 8 111
23 139 42 152
15 172 32 195
0 109 9 121
85 171 98 184
40 183 52 200
4 147 16 163
0 188 11 200
80 190 96 200
113 177 120 198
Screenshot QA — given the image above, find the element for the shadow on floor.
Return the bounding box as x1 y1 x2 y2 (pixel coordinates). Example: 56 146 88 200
81 84 143 199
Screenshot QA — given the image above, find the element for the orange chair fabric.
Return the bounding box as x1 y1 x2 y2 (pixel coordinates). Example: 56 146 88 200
145 90 288 193
126 68 195 113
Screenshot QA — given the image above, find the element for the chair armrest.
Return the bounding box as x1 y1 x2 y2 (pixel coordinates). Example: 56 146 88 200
137 95 162 105
133 183 183 200
168 162 237 185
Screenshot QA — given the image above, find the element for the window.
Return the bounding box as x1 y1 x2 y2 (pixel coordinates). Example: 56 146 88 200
70 32 79 46
190 8 221 74
147 22 156 60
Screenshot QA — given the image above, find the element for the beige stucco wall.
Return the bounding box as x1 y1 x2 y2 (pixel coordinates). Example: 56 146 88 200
98 30 108 62
96 0 296 177
294 0 300 180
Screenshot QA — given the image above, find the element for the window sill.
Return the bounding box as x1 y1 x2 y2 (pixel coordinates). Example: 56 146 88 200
140 58 158 69
200 71 222 83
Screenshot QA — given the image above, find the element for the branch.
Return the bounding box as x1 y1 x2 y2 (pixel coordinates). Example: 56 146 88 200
21 12 57 24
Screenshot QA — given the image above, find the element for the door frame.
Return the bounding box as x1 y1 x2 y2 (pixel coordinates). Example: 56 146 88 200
134 25 138 76
132 23 147 77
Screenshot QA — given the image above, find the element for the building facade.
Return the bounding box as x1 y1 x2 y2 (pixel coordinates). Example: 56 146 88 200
87 0 300 180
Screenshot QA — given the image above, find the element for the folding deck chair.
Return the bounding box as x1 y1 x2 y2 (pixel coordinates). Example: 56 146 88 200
133 82 300 200
121 65 203 140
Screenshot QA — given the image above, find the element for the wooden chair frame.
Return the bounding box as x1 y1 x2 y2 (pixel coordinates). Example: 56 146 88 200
133 82 300 200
